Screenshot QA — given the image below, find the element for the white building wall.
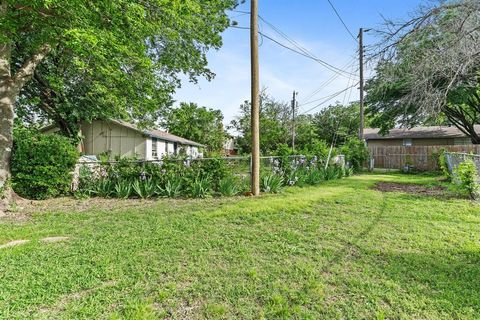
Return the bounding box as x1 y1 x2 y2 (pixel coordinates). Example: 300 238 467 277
167 142 175 155
157 140 166 158
145 138 153 160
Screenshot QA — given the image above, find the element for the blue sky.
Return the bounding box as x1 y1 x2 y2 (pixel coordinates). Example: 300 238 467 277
174 0 423 126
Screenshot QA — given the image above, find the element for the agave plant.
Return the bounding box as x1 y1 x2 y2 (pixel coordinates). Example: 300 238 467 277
305 168 323 185
344 167 354 177
133 178 156 199
158 178 183 198
114 180 133 199
95 178 114 198
261 174 284 193
189 177 211 198
218 176 240 196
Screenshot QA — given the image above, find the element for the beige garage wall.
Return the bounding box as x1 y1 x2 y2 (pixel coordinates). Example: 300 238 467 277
81 120 146 159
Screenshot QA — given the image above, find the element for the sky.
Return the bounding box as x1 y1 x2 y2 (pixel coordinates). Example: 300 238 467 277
173 0 424 128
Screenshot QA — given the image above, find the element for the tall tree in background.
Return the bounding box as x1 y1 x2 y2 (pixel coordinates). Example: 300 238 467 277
313 102 361 145
0 0 237 206
163 103 226 153
367 0 480 141
230 90 291 154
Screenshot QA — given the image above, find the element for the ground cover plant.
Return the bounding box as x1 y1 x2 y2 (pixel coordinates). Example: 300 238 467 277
0 173 479 319
76 155 349 199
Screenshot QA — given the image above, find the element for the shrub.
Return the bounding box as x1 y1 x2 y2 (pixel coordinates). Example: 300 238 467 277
158 178 183 198
188 176 211 198
341 137 369 172
219 176 241 196
322 165 343 180
261 174 283 193
438 149 451 180
11 128 79 199
301 139 331 160
114 180 133 199
454 160 479 199
132 178 156 199
305 168 323 185
344 167 354 177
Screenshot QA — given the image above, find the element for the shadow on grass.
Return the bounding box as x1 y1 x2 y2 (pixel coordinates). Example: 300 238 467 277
320 192 480 315
371 248 480 314
321 193 387 272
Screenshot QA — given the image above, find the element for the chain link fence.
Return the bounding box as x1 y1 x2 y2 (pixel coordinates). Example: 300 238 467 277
370 153 435 172
444 152 480 179
73 155 346 191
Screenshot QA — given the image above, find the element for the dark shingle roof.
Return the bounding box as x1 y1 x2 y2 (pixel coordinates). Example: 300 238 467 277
111 120 204 147
364 125 480 140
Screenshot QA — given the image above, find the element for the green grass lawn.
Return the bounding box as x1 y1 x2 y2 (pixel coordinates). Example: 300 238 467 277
1 173 479 319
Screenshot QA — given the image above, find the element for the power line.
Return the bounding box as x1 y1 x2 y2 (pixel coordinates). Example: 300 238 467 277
300 58 357 104
258 16 358 78
325 0 358 43
298 82 359 115
230 25 357 78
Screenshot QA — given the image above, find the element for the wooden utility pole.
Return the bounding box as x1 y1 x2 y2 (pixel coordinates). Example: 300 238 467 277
291 91 297 152
250 0 260 195
358 27 365 140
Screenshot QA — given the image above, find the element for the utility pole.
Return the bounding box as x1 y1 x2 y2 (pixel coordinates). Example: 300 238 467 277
250 0 260 196
291 91 297 152
358 27 365 140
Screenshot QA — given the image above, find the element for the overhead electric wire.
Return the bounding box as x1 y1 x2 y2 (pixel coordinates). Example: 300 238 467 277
298 82 359 115
258 16 358 78
229 24 357 78
325 0 358 43
300 58 357 105
342 59 358 105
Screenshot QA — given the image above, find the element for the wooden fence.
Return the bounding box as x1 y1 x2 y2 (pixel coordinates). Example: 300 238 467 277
368 145 480 171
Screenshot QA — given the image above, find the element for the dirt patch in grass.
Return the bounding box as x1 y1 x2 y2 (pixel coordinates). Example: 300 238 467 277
37 280 117 315
41 236 70 243
373 182 448 197
0 239 30 249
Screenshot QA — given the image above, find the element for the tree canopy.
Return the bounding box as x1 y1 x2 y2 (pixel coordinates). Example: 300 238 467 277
366 0 480 142
230 90 361 155
162 102 226 153
313 102 362 145
0 0 238 205
6 0 238 137
230 90 292 154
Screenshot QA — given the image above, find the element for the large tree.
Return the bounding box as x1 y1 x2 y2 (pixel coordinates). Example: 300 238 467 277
366 0 480 141
0 0 237 206
230 90 292 154
162 102 226 153
313 102 362 145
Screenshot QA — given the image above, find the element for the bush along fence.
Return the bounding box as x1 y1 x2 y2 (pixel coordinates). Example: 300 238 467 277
442 152 480 200
72 154 351 199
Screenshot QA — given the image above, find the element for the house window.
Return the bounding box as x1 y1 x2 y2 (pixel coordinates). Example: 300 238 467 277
165 141 168 153
403 138 412 146
152 138 158 158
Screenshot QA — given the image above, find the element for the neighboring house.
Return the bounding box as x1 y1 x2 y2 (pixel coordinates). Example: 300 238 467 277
364 125 480 147
43 119 204 160
223 138 239 156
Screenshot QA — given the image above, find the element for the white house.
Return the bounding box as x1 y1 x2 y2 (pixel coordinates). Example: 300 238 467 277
43 119 204 160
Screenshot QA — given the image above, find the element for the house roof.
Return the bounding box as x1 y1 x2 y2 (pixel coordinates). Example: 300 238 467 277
111 120 205 147
364 125 480 140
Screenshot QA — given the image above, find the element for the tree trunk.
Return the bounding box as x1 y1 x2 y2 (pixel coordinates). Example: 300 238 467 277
0 49 14 212
0 24 51 211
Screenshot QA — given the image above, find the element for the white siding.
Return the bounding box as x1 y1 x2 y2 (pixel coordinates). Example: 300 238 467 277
167 142 175 155
145 138 153 160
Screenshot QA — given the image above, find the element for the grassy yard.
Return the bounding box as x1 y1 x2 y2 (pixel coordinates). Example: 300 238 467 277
0 173 479 319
